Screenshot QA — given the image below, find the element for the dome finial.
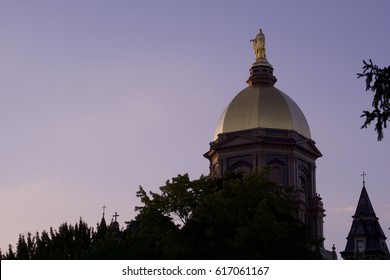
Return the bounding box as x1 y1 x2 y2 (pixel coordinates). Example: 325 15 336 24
247 29 276 86
250 29 267 61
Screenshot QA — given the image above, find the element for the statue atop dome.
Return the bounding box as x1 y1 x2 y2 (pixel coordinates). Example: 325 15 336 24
251 29 267 61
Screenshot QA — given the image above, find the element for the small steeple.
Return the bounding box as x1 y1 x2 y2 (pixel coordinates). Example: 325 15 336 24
353 183 376 218
102 204 107 219
109 211 120 232
99 204 107 229
97 204 107 238
340 174 390 259
247 29 277 86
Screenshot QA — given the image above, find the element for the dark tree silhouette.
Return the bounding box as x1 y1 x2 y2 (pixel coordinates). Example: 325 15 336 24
2 171 322 260
2 219 95 260
4 244 16 259
134 171 322 259
358 59 390 141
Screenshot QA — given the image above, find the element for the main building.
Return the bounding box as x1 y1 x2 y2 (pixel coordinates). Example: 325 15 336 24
204 29 333 258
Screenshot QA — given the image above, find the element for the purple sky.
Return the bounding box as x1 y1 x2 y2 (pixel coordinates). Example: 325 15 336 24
1 0 390 258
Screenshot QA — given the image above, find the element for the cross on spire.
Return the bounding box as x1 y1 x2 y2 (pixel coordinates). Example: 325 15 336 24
113 211 119 222
361 171 367 187
102 204 107 218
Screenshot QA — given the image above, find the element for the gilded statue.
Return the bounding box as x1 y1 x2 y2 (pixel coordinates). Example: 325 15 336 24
251 29 266 61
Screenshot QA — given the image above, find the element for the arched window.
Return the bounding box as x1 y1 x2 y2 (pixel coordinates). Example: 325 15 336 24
298 162 313 198
299 176 306 189
270 165 282 185
233 165 252 175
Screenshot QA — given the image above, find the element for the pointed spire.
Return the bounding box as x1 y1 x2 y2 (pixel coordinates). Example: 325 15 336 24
99 204 107 228
102 204 107 219
354 176 376 218
97 205 107 237
99 215 107 230
341 178 390 259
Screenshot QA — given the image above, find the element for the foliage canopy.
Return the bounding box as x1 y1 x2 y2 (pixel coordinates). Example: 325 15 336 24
2 171 322 260
358 60 390 141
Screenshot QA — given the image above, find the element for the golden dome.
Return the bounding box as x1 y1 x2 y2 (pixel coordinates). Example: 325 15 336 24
213 29 311 141
213 84 311 140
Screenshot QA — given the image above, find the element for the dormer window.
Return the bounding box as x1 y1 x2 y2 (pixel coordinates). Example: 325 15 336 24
356 239 365 253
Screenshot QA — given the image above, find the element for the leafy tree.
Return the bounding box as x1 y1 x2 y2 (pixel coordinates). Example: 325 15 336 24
43 219 94 259
4 218 95 259
135 174 216 226
125 207 180 259
358 59 390 141
4 244 16 259
89 230 126 259
134 171 322 259
34 230 52 259
3 171 321 260
16 234 30 259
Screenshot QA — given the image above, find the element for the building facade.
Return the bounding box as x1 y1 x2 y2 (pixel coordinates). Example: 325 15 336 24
204 29 330 253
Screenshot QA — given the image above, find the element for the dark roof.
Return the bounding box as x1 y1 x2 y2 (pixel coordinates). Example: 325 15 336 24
341 186 390 259
353 186 376 218
109 221 120 232
100 216 107 228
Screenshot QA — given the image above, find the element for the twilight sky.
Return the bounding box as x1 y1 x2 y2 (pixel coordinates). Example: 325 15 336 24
1 0 390 258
